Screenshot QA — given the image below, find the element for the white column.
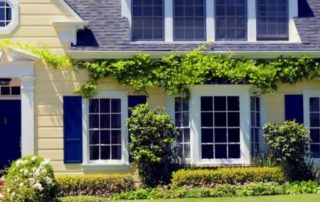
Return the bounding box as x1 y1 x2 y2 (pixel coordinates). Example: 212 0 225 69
206 0 215 41
240 91 251 165
165 0 174 42
247 0 257 42
21 77 35 156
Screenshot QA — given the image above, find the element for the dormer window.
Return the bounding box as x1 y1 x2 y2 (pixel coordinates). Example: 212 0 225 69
132 0 164 41
0 0 19 35
173 0 206 41
256 0 289 41
215 0 247 41
124 0 297 42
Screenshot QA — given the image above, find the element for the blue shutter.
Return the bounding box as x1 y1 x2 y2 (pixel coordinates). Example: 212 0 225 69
128 95 147 117
285 95 304 124
63 96 83 163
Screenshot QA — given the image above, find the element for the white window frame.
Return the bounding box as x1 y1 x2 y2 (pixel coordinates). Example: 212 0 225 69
167 85 251 166
82 91 129 170
122 0 299 43
303 90 320 164
0 0 19 35
167 95 191 162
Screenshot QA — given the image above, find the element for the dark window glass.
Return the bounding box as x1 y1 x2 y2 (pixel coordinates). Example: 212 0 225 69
175 97 191 159
89 98 122 161
173 0 205 41
11 87 20 95
201 96 241 160
0 2 12 27
257 0 288 40
132 0 164 41
215 0 247 41
250 97 261 156
0 86 9 95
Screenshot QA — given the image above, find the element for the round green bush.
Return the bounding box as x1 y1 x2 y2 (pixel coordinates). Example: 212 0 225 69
3 155 57 202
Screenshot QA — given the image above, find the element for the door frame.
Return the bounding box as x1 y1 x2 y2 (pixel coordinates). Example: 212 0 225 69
0 61 35 156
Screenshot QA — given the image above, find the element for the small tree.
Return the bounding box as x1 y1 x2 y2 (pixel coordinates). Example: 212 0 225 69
128 104 179 187
263 121 313 181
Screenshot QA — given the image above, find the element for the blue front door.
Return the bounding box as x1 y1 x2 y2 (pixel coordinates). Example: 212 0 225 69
0 100 21 170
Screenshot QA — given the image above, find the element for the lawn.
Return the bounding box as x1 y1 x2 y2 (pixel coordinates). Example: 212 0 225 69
60 194 320 202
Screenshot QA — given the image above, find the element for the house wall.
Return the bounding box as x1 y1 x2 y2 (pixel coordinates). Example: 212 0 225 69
3 0 320 174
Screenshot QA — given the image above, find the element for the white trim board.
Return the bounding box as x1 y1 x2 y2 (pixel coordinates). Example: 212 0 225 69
0 61 35 156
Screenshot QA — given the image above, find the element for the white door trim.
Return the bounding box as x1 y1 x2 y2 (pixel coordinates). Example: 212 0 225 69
0 61 35 156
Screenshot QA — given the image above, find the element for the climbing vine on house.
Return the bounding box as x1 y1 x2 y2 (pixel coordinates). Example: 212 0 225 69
76 48 320 98
1 39 320 98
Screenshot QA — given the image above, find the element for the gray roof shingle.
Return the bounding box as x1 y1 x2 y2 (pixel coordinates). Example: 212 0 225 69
64 0 320 52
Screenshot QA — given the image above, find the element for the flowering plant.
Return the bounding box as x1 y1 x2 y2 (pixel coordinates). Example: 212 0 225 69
2 156 57 202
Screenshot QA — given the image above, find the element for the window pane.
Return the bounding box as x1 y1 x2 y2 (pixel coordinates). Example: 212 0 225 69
215 0 247 41
257 0 288 40
89 98 123 161
202 145 214 159
228 144 240 158
173 0 205 41
201 96 241 160
310 98 320 112
132 0 164 40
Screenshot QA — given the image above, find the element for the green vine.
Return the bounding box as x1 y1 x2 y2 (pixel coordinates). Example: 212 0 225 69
76 48 320 98
0 39 73 68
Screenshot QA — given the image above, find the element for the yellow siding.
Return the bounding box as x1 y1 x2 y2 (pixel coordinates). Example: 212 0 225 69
263 82 320 124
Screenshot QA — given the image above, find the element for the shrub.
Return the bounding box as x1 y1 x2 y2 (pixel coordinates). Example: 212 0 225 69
171 167 285 188
127 104 180 187
112 181 320 200
263 121 313 181
2 155 57 202
56 175 135 198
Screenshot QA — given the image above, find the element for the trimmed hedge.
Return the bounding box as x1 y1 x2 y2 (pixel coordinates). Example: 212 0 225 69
56 175 135 198
112 181 320 200
57 196 109 202
172 167 285 188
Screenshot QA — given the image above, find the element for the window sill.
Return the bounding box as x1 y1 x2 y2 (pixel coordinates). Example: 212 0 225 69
81 163 130 171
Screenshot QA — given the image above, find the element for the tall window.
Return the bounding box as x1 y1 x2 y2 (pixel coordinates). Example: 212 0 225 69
0 1 11 27
132 0 164 41
257 0 288 40
173 0 206 41
201 96 241 159
251 97 261 156
309 97 320 158
89 99 122 161
215 0 247 41
175 97 191 159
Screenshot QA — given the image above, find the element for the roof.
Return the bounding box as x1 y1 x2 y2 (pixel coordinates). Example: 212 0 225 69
64 0 320 53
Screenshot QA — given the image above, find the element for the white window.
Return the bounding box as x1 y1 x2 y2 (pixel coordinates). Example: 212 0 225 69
123 0 298 42
191 86 251 165
0 0 19 35
256 0 289 40
304 91 320 161
131 0 164 41
173 0 206 41
174 97 191 159
89 98 122 161
215 0 247 41
82 91 129 167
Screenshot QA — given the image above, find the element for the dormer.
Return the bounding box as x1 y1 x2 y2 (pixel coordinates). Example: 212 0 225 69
121 0 300 43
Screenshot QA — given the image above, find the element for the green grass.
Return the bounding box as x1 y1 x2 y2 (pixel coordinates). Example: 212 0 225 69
58 194 320 202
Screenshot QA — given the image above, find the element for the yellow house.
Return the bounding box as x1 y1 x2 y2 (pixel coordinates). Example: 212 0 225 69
0 0 320 174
